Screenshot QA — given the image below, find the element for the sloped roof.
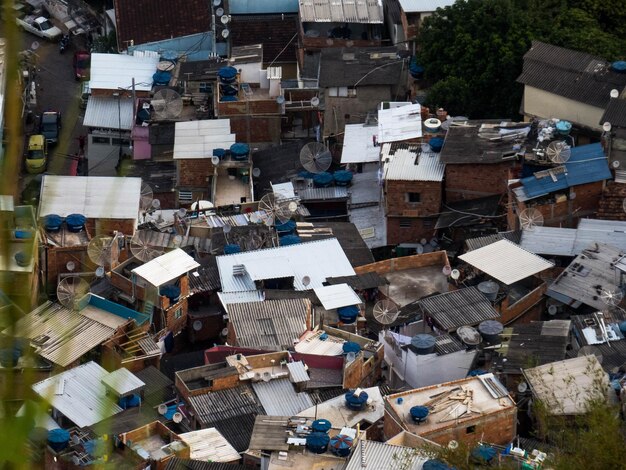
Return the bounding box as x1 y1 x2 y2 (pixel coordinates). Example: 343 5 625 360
382 143 444 182
89 53 159 91
345 439 428 470
318 47 403 87
314 283 362 309
514 143 611 201
132 248 200 286
83 96 134 130
517 41 626 109
251 379 314 416
299 0 384 23
178 428 240 463
173 119 236 160
600 98 626 127
341 124 380 163
114 0 211 50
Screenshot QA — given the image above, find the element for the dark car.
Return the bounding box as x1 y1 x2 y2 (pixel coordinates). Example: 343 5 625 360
40 111 61 145
72 51 90 80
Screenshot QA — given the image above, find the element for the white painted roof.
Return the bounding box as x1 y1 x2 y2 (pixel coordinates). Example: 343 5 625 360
272 182 296 199
299 0 384 23
0 195 14 211
178 428 240 463
459 239 554 285
38 175 142 220
297 386 384 427
132 248 200 286
83 96 134 130
295 330 345 355
378 103 422 143
32 362 124 428
243 256 293 280
399 0 456 13
173 119 236 159
217 238 355 292
341 124 380 163
101 368 145 396
314 283 362 309
382 143 445 181
89 52 159 92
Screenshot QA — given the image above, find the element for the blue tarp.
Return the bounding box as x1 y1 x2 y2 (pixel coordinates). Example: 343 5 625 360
519 143 610 199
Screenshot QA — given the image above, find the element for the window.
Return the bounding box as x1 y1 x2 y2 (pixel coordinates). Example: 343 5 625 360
174 308 182 319
91 136 110 145
406 192 421 203
347 87 357 97
112 138 131 146
178 190 193 202
328 87 338 97
399 219 412 228
466 425 476 434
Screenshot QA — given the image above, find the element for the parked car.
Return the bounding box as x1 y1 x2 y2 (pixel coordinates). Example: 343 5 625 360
39 111 61 145
73 51 90 80
16 14 62 41
25 134 47 174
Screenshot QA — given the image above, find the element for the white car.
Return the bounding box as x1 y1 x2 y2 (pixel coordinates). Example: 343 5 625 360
17 15 62 41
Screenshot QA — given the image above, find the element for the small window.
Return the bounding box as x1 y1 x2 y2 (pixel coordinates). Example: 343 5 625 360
179 190 193 202
399 219 412 228
406 192 421 203
338 87 348 97
423 219 434 228
347 87 357 97
328 87 338 97
466 425 476 434
174 308 183 319
91 136 110 144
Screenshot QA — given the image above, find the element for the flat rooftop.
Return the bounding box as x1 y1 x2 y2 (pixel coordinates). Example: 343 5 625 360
385 266 449 306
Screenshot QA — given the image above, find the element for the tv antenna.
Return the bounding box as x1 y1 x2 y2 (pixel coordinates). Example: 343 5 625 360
129 231 165 262
258 193 294 226
450 269 460 280
600 289 623 307
140 182 154 211
518 207 544 230
545 141 571 164
300 142 332 173
87 235 116 267
372 299 399 325
57 276 90 309
152 89 183 120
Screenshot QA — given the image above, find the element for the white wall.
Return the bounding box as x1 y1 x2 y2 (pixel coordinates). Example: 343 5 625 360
87 130 131 176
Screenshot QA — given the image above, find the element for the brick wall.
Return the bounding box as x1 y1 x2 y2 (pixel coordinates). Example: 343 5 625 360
386 180 442 217
229 115 281 144
177 159 214 189
355 250 450 276
386 216 438 245
445 162 513 202
45 246 92 293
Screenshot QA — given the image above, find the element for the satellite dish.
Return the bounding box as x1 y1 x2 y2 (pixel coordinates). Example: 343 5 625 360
249 212 261 224
71 435 81 445
30 41 40 51
172 412 183 423
546 141 571 164
220 14 230 24
603 122 612 133
191 200 214 211
276 95 285 105
211 156 221 165
610 89 619 98
442 265 452 276
258 193 292 225
450 269 460 280
288 201 298 212
212 0 221 5
223 224 232 233
178 208 188 218
215 7 224 16
66 261 76 271
372 299 400 325
72 456 80 466
346 352 356 362
252 167 261 178
448 440 459 450
140 183 154 211
158 404 168 415
517 381 528 393
87 235 114 266
95 266 105 278
311 97 320 107
152 199 161 209
221 28 230 39
57 276 90 309
600 289 623 307
300 142 332 173
152 89 183 119
129 232 165 262
548 304 558 316
613 160 620 169
519 207 544 230
193 320 203 331
415 244 424 254
262 371 271 382
302 276 311 287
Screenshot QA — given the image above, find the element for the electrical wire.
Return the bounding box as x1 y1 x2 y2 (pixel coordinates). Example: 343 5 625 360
267 32 298 69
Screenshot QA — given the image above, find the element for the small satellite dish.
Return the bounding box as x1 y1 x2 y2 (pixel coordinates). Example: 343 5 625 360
252 167 261 178
215 7 224 16
211 156 221 165
546 141 571 164
72 456 80 466
610 89 619 98
262 371 271 382
517 381 528 393
311 96 320 107
450 269 460 280
442 265 452 276
600 289 623 306
158 404 168 415
172 412 183 423
570 191 576 200
30 41 40 51
223 224 232 233
66 261 76 271
95 266 105 278
288 201 298 212
613 160 621 169
276 95 285 105
373 299 399 325
71 435 80 445
448 440 459 450
249 213 261 224
212 0 221 6
519 207 544 230
221 28 230 39
548 304 558 316
152 199 161 209
221 14 230 24
193 320 203 331
346 352 356 362
302 275 311 287
415 244 424 254
178 208 188 218
603 122 612 132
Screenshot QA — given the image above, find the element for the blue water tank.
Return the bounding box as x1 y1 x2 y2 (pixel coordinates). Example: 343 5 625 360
224 244 241 254
152 70 171 86
410 405 430 423
47 428 70 452
14 229 34 239
313 172 333 188
409 58 425 79
0 348 20 367
472 445 497 463
161 50 178 63
213 148 226 159
342 342 361 355
44 214 63 232
333 170 353 186
160 285 181 303
619 321 626 335
276 220 297 235
345 390 369 410
218 66 238 83
280 235 301 246
329 434 353 457
221 83 239 96
220 95 238 102
118 393 141 409
306 432 330 454
312 419 332 433
556 120 572 135
422 460 453 470
410 334 436 355
14 251 31 267
298 170 316 179
429 137 444 152
612 61 626 73
337 305 359 324
230 143 250 160
478 320 504 345
468 369 488 377
65 213 86 232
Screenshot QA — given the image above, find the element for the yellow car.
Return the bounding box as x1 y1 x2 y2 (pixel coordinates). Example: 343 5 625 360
25 134 47 174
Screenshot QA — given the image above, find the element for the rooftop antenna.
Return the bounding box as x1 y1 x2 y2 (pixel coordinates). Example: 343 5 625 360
129 231 165 262
372 299 400 325
518 207 544 230
140 182 154 211
211 155 221 166
300 142 332 173
57 276 90 309
600 289 623 307
152 89 183 120
603 122 612 133
546 141 571 164
258 193 293 226
87 235 116 267
610 89 619 99
450 269 460 280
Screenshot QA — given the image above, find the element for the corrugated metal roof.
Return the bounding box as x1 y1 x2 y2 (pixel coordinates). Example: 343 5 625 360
295 330 345 355
133 365 174 402
345 440 427 470
516 143 610 201
132 248 200 286
252 378 314 416
218 291 265 310
38 175 142 220
313 283 362 309
272 182 296 199
520 227 577 256
465 231 521 252
227 299 309 350
6 301 125 367
383 143 445 181
83 96 134 130
173 119 236 159
459 239 554 285
166 459 252 470
189 266 222 293
90 52 159 92
101 368 145 396
217 238 355 292
32 362 124 428
187 384 264 425
600 98 626 127
178 428 240 463
297 186 349 200
398 0 456 12
299 0 383 23
341 124 381 163
418 286 501 331
378 103 422 143
133 229 213 253
286 361 310 383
